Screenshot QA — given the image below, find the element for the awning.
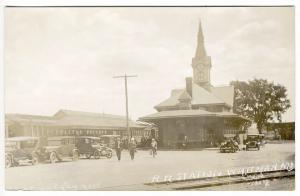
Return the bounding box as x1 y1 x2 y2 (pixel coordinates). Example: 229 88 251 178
139 109 249 121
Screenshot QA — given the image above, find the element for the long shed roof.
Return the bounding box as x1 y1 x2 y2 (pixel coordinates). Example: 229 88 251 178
6 109 144 129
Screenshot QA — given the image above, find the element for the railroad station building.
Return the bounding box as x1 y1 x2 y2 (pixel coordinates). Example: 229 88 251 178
140 22 248 148
5 109 151 142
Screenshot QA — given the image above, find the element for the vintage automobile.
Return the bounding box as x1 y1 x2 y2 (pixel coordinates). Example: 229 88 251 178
259 134 266 147
99 135 121 149
40 136 79 163
5 137 39 168
220 139 239 153
75 136 113 159
245 134 261 151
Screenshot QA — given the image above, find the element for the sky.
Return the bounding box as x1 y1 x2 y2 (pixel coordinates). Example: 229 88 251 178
4 7 295 122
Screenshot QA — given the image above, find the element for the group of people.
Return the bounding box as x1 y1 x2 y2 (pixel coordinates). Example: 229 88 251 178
114 137 158 161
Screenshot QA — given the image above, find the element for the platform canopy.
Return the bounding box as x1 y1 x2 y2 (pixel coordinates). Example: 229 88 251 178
139 109 249 121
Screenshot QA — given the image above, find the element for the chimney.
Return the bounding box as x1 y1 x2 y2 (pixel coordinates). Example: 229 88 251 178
186 77 193 97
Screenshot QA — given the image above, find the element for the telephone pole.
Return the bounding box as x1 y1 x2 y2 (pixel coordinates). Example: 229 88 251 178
113 74 137 139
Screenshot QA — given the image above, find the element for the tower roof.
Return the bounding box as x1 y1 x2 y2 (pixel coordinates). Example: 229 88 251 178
195 21 207 59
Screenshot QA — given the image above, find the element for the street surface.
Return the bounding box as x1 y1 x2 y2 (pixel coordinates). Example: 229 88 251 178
197 177 295 191
5 142 295 191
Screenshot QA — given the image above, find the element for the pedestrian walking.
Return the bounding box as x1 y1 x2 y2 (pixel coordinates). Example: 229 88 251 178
128 137 137 160
115 137 122 161
183 135 188 149
150 138 158 158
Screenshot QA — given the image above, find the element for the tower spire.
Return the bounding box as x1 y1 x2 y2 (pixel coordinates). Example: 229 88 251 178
195 21 207 59
191 20 212 90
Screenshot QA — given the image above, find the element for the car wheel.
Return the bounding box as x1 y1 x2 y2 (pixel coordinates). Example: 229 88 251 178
106 151 112 159
94 150 100 159
50 152 57 164
72 150 79 161
85 153 92 159
31 152 39 165
5 155 12 168
32 156 39 165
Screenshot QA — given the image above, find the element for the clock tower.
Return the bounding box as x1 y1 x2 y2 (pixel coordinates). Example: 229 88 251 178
191 21 212 90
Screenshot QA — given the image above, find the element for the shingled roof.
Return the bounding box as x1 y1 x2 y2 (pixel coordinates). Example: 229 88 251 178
53 109 143 128
210 85 234 107
5 113 56 124
6 109 144 129
155 82 234 110
140 110 247 121
154 89 185 110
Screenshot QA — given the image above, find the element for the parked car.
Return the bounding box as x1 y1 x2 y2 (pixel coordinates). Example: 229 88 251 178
99 135 121 149
40 136 79 163
75 136 112 159
220 139 239 153
259 134 266 147
98 144 113 159
5 137 39 168
245 134 261 151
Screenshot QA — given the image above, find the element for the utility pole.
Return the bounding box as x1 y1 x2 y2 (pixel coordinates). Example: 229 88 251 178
113 74 137 139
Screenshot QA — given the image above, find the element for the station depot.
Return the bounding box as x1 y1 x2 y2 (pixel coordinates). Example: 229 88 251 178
139 22 249 148
5 109 158 144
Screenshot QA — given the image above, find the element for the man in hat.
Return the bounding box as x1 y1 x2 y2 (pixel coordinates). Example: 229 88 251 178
128 137 137 160
151 138 158 158
114 137 123 161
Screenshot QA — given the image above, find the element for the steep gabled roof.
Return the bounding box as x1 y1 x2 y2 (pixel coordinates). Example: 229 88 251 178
178 90 192 101
191 83 225 105
154 82 233 110
210 86 234 107
154 89 185 109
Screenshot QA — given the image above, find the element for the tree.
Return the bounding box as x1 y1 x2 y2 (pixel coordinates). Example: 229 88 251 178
230 79 291 133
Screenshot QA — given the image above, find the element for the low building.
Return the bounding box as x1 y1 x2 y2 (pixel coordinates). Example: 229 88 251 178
5 109 150 142
265 122 295 140
139 22 248 148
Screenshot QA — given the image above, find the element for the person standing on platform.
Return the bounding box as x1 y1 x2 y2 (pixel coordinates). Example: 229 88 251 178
128 137 137 160
151 138 158 158
115 137 123 161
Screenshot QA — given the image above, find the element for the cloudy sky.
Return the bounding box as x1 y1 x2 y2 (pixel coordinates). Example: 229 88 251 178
5 7 295 121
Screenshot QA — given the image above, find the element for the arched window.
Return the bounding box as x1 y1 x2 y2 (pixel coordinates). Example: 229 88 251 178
199 71 204 80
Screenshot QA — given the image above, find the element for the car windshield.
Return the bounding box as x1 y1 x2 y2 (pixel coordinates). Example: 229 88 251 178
5 141 17 151
247 136 258 140
20 140 37 148
91 139 99 145
47 140 61 146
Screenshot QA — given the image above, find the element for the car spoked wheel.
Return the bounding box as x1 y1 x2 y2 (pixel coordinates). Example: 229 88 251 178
5 155 12 168
50 152 57 164
106 151 112 159
32 156 39 165
94 150 100 159
72 151 79 161
31 152 39 165
85 153 92 159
